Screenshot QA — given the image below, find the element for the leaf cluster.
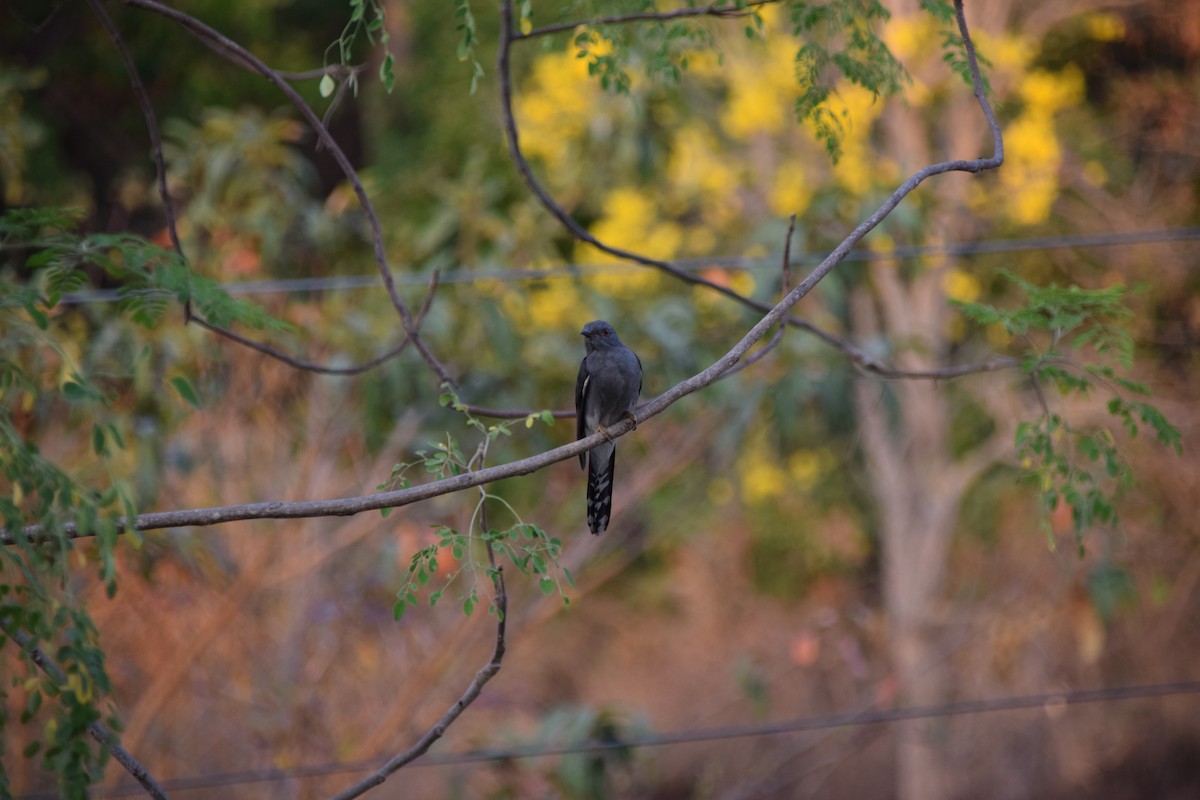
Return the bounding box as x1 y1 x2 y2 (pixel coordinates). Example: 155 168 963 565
956 272 1181 550
382 386 569 621
790 0 909 159
325 0 396 95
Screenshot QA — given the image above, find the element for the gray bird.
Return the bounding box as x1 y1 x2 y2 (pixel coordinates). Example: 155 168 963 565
575 320 643 534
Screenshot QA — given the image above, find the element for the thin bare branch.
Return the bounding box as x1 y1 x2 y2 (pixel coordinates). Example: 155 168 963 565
120 0 457 386
329 504 507 799
94 0 428 377
88 0 183 259
727 214 795 376
519 0 778 39
276 63 368 82
3 623 169 800
192 317 413 376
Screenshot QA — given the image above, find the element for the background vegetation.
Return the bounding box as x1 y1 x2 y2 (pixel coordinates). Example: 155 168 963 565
2 0 1199 798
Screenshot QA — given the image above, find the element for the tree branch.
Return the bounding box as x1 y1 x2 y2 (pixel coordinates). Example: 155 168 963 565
518 0 779 39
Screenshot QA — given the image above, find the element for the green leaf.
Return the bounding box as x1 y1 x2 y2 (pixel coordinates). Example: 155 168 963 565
379 53 396 93
61 381 89 401
91 425 106 456
169 376 201 409
539 576 555 595
319 74 336 97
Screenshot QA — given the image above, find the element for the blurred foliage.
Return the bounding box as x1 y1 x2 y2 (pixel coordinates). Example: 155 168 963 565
0 205 289 796
956 273 1182 551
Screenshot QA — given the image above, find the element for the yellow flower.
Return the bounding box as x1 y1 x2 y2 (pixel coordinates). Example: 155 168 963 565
787 448 832 489
741 457 786 503
768 159 814 217
973 31 1034 74
1084 12 1125 42
1020 66 1084 115
941 267 981 303
668 123 739 200
885 15 940 63
720 38 800 140
527 280 584 331
738 432 787 503
514 49 599 170
578 187 682 292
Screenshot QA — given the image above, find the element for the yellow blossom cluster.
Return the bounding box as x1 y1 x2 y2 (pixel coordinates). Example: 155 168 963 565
959 30 1091 226
738 428 835 504
512 40 608 174
999 64 1085 225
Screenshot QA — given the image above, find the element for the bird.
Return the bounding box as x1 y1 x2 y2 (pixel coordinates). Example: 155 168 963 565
575 320 643 534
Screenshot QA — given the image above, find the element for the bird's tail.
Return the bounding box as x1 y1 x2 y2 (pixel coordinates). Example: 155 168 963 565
586 442 616 534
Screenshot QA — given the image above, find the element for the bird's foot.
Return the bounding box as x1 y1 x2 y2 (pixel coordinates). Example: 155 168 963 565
622 410 638 431
595 421 614 443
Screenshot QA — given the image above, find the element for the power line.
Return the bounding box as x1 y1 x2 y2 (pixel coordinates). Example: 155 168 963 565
64 679 1200 798
55 227 1200 305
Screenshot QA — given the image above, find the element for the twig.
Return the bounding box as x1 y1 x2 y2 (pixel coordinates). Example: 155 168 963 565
275 63 367 82
191 268 445 376
3 623 169 800
88 0 183 259
727 214 795 376
192 317 413 376
518 0 778 39
329 494 507 800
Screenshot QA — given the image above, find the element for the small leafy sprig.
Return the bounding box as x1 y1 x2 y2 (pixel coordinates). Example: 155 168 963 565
791 0 909 160
383 385 570 620
322 0 396 97
454 0 488 94
955 272 1181 551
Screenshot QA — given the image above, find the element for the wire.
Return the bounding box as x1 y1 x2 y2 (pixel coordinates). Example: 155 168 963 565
54 227 1200 305
55 679 1200 798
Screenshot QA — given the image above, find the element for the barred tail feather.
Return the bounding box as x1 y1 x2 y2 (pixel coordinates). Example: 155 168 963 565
586 444 617 534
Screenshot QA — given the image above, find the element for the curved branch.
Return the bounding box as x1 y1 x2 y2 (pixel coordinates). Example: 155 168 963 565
88 0 183 259
190 269 444 376
330 494 507 799
498 0 1005 385
191 317 413 376
120 0 456 386
95 0 438 378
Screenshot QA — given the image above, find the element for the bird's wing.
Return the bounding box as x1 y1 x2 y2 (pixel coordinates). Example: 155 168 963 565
575 355 590 469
